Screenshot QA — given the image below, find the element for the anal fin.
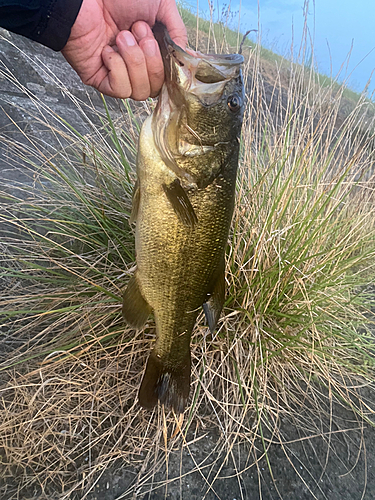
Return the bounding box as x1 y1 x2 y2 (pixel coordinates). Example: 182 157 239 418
203 262 225 333
138 350 191 414
122 273 151 329
163 178 198 228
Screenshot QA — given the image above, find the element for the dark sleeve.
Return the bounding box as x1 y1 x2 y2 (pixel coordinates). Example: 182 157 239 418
0 0 83 51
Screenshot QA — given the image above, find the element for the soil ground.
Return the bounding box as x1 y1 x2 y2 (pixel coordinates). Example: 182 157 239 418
0 30 374 500
83 401 375 500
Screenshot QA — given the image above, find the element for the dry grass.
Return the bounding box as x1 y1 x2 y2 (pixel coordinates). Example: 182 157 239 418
1 16 375 500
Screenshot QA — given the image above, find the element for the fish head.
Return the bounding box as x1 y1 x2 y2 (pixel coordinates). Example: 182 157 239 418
152 23 245 176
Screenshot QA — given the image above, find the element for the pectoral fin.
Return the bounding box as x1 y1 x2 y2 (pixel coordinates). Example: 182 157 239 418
122 272 152 329
129 180 140 224
163 179 198 228
203 262 225 333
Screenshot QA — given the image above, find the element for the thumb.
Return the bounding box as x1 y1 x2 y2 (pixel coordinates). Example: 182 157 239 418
157 0 188 49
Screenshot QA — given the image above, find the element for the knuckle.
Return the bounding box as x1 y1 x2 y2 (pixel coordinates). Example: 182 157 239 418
117 81 132 99
125 51 145 69
118 86 132 99
132 88 150 101
108 75 132 99
148 64 164 78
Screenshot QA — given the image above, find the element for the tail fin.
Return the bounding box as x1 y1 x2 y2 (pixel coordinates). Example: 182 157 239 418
138 350 191 414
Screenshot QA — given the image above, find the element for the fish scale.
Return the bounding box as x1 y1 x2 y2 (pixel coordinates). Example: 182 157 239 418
122 23 244 413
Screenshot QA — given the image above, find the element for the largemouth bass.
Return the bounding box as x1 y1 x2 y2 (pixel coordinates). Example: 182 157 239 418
122 23 244 413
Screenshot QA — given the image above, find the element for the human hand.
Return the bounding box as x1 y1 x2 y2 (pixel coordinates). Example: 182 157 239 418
61 0 187 100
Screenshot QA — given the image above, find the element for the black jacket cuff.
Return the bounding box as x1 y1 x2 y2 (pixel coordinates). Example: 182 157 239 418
0 0 83 51
36 0 83 51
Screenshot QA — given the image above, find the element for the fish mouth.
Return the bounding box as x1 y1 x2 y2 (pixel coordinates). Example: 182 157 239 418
151 23 243 184
153 23 244 101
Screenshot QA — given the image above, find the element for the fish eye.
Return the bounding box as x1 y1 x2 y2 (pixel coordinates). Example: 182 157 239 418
227 94 242 113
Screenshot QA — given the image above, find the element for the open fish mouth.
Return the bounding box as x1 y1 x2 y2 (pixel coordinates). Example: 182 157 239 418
151 23 244 182
153 23 244 103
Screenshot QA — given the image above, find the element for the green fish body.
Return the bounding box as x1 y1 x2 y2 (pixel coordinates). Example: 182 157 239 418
123 24 244 413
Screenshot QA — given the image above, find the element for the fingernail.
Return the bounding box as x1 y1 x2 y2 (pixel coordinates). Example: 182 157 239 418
121 31 136 47
143 39 157 57
132 22 149 40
